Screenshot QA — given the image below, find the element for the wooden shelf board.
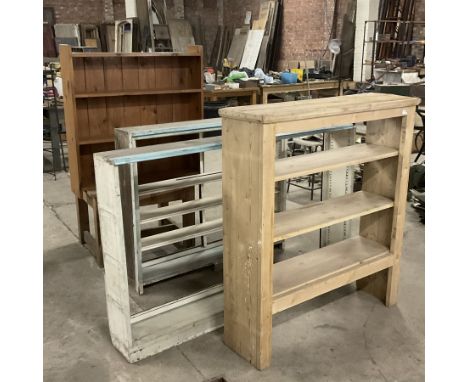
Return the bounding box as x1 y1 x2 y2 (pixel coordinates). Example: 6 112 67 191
274 191 394 242
78 137 114 145
72 52 202 58
139 171 222 200
75 88 202 98
275 143 398 181
102 137 221 166
140 196 222 228
141 218 223 253
272 236 394 314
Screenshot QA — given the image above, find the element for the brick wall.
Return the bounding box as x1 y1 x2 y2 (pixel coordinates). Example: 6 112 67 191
44 0 126 23
44 0 105 24
412 0 425 59
183 0 223 64
113 0 126 20
223 0 337 69
223 0 260 27
44 0 424 66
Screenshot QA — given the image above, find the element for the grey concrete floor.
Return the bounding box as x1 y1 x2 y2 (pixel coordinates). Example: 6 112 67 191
43 169 424 382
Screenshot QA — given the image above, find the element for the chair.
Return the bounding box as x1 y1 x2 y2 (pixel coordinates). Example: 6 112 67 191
286 135 324 200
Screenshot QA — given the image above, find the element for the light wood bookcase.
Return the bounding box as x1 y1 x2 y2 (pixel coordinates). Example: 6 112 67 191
219 93 420 369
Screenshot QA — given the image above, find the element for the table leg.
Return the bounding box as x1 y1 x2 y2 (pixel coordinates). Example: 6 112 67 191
251 91 257 105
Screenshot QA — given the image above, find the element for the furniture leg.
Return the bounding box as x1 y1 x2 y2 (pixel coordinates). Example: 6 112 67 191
76 196 89 245
251 90 257 105
357 113 415 305
91 197 104 268
356 260 400 306
222 118 275 370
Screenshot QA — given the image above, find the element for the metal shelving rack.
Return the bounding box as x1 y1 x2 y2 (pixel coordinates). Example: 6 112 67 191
360 20 425 82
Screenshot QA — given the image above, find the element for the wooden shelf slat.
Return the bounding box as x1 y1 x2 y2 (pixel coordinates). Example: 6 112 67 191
101 137 222 166
272 236 393 313
274 191 394 242
140 196 222 229
275 143 398 181
78 137 114 145
139 171 222 199
141 218 223 253
75 88 203 98
72 52 202 58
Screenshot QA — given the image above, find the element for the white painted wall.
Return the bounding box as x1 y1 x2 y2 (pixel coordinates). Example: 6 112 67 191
353 0 379 82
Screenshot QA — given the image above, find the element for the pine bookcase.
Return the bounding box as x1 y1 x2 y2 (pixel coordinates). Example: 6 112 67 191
60 45 203 266
219 93 420 369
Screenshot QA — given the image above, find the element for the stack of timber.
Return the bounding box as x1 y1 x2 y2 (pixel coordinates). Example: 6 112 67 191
226 0 281 71
210 26 233 71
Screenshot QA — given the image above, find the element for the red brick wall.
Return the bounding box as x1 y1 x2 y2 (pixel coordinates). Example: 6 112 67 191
43 0 105 24
279 0 335 68
46 0 424 66
412 0 425 58
223 0 337 69
223 0 260 27
43 0 126 23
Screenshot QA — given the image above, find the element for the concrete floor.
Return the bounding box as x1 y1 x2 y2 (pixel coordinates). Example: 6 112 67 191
43 168 424 382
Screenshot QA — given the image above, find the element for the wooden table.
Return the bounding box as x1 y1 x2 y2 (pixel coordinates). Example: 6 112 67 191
260 80 354 104
204 87 259 105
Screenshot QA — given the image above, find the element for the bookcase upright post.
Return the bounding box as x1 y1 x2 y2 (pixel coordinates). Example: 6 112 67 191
222 118 276 370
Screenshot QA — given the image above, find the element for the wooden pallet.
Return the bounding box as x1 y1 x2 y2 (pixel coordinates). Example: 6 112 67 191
220 92 419 369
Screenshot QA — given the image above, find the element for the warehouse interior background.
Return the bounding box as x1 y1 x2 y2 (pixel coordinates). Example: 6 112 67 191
1 1 467 381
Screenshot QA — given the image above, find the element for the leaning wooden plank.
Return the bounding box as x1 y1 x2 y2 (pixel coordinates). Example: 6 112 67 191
168 19 195 53
274 191 394 242
140 196 222 226
226 27 249 68
100 136 222 165
275 143 398 181
94 154 133 359
239 29 265 70
141 218 223 252
272 236 394 313
139 171 222 198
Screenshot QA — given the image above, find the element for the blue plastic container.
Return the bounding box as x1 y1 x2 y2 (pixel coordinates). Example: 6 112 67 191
280 72 298 84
